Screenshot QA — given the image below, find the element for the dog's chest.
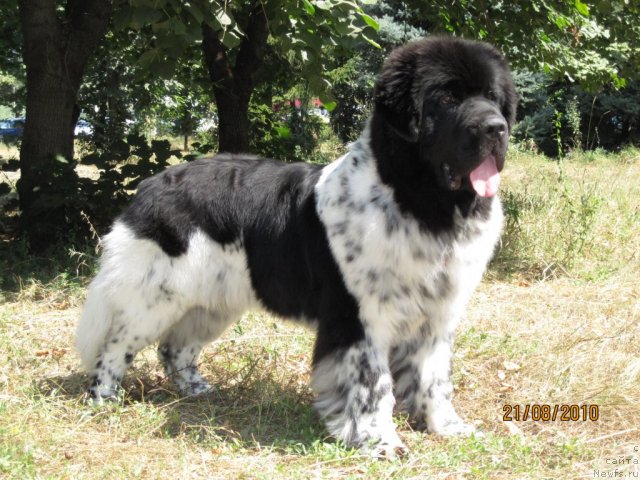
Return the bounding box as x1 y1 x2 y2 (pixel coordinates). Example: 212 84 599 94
315 151 502 338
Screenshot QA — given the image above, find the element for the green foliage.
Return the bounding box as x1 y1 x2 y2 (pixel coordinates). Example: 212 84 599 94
0 72 24 117
249 99 323 163
328 1 427 142
0 233 95 297
78 23 217 154
513 71 640 156
0 435 35 478
565 95 582 151
553 108 564 159
329 57 372 143
511 71 556 155
114 0 379 101
151 77 216 150
585 81 640 150
249 103 291 160
78 133 181 228
0 0 23 90
78 29 145 152
407 0 640 89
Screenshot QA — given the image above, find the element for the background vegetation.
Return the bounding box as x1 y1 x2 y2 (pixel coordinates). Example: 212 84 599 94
1 1 639 478
0 0 638 249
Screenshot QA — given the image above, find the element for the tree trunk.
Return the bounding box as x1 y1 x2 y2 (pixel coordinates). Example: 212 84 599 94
19 73 79 249
18 0 112 251
201 0 269 154
213 89 251 153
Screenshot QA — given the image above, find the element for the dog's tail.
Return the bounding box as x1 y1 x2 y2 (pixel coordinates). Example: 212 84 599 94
76 280 113 371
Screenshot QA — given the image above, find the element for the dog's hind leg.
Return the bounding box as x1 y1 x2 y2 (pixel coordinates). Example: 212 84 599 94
157 307 233 395
85 299 185 402
78 264 188 401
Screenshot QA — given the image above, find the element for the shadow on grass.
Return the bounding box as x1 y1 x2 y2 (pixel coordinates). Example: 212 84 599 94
37 367 325 452
0 237 98 298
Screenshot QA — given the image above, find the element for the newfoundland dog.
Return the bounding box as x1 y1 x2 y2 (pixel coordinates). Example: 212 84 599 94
77 36 517 457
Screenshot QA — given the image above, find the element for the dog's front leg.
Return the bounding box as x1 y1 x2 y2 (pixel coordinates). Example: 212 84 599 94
391 323 476 436
311 337 406 458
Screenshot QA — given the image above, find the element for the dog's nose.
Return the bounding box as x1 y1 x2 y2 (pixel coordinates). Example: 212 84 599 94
482 116 507 139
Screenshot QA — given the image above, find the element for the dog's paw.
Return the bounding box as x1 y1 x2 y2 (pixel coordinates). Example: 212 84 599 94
368 440 409 460
87 386 121 405
429 418 479 437
181 381 214 396
171 369 214 397
360 432 408 460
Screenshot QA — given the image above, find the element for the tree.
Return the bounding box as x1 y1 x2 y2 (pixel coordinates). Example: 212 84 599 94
412 0 640 154
4 0 639 250
18 0 112 250
200 3 268 153
329 0 640 150
329 1 428 142
119 0 378 153
404 0 639 89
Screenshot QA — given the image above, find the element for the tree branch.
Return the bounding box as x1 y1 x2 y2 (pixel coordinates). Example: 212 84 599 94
19 0 62 67
202 22 234 91
65 0 113 88
202 0 269 97
235 0 269 91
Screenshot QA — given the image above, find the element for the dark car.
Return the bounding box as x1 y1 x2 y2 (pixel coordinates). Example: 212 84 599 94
74 119 93 136
0 118 24 139
0 117 93 139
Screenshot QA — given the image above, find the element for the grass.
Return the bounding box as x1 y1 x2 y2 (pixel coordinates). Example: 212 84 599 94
494 145 640 281
1 146 639 479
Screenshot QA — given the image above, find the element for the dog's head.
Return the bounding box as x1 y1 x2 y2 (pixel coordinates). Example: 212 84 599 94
374 36 518 198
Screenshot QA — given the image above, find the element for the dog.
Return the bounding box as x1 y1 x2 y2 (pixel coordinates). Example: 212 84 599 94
76 36 517 457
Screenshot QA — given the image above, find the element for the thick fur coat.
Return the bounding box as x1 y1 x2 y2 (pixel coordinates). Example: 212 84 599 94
77 36 517 457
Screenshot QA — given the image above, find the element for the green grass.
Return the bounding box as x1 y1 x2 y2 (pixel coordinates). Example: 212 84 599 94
1 147 639 479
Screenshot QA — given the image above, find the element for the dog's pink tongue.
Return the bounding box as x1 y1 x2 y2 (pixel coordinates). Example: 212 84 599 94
470 155 500 197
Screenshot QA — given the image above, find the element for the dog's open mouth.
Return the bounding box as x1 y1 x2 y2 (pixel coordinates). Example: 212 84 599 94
442 154 501 197
469 154 500 197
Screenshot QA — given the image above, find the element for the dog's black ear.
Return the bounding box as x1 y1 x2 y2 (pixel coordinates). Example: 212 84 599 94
374 51 420 143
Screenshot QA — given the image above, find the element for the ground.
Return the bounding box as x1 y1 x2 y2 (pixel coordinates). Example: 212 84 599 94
1 146 639 479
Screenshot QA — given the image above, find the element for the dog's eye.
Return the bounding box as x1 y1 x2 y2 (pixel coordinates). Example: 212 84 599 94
487 90 498 102
440 95 457 106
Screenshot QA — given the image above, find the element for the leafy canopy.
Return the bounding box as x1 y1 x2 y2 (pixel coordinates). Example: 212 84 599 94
408 0 640 89
114 0 380 106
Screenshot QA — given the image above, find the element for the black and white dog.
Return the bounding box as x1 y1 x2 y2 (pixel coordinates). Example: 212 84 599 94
77 36 517 457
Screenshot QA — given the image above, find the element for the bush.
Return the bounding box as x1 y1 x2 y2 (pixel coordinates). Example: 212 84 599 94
78 132 181 230
249 102 323 162
512 71 640 156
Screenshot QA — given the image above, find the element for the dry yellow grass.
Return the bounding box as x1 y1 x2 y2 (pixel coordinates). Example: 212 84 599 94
460 277 639 469
1 147 639 479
